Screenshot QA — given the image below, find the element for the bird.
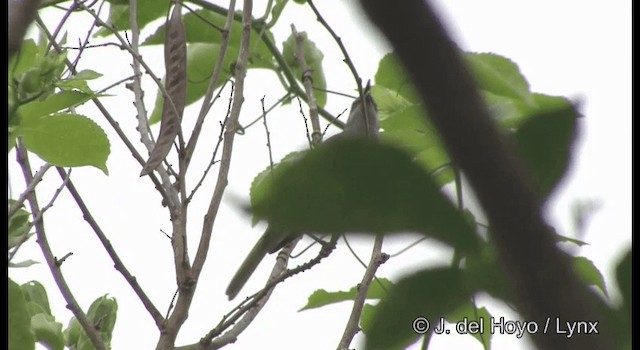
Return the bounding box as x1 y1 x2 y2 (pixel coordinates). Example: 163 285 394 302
225 85 379 300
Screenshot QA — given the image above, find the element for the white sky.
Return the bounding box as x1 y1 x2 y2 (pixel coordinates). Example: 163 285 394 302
9 1 631 349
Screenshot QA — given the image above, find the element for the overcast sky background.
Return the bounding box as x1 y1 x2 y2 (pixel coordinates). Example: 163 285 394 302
9 1 631 349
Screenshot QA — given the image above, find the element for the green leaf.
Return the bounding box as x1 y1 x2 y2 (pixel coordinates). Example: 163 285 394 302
615 249 631 312
373 85 452 186
465 241 511 302
17 91 97 119
10 39 39 80
9 208 31 249
250 151 305 225
482 91 532 129
573 256 607 296
21 281 52 316
148 43 229 125
611 249 631 349
570 199 601 236
252 139 479 254
374 53 421 104
269 0 289 27
359 303 378 336
464 52 533 105
87 295 117 345
148 39 274 124
360 303 408 350
143 8 275 62
74 70 102 80
32 313 64 350
282 31 327 107
372 57 454 187
9 279 36 350
9 260 40 268
65 295 118 350
513 104 578 198
144 9 277 124
95 0 169 37
300 278 394 311
55 70 102 94
554 233 589 247
446 304 492 349
15 113 110 173
365 268 474 350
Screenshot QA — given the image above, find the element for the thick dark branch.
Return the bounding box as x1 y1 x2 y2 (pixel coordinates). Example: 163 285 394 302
358 1 611 349
9 0 41 57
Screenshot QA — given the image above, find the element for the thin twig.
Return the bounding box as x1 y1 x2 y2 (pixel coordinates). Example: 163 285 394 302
291 24 322 145
33 16 175 211
55 167 165 329
74 1 182 135
191 0 249 280
184 0 237 168
240 92 291 130
69 0 104 70
387 236 429 258
187 83 232 203
100 74 135 94
72 2 184 203
197 235 338 348
157 1 252 348
15 139 107 350
338 235 387 349
9 166 70 260
296 97 312 147
342 235 368 269
260 96 274 167
8 163 52 219
306 0 366 112
185 0 345 129
172 236 338 350
206 238 301 349
43 0 78 53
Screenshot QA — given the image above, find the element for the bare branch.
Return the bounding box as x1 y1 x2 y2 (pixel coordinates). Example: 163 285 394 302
207 239 301 349
15 139 107 350
291 24 322 146
8 163 51 219
338 235 387 349
187 82 231 203
306 0 368 110
9 165 68 262
190 235 338 349
33 16 176 211
55 167 165 329
186 0 345 129
260 96 274 167
239 92 291 131
156 1 251 348
191 0 249 280
184 0 237 168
